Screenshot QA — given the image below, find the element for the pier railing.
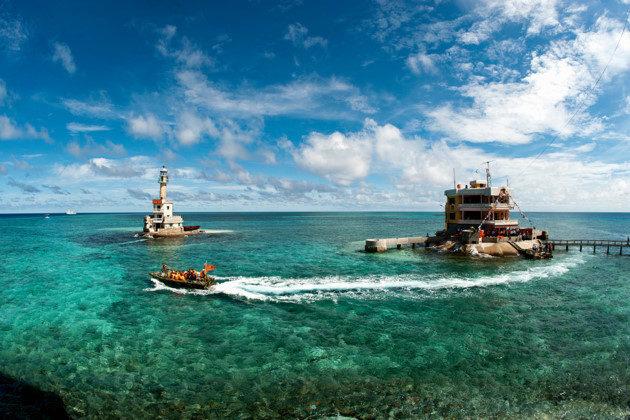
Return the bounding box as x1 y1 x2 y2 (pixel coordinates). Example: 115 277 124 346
364 237 629 255
547 239 629 255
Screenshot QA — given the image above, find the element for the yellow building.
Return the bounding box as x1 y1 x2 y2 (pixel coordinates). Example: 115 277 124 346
443 179 517 235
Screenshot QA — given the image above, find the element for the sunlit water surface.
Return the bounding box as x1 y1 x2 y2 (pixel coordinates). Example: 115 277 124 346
1 212 629 418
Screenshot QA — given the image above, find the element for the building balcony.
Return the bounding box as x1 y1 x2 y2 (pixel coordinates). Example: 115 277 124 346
484 219 519 227
458 219 519 227
458 203 513 211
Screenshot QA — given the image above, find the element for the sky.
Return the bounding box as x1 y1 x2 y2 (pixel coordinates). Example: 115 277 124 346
1 0 630 213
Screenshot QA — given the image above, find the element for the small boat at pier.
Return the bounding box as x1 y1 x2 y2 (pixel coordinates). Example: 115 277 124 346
183 225 200 232
149 264 216 290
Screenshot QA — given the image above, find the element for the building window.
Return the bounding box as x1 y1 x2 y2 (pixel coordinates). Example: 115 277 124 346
449 212 455 220
448 197 455 205
167 206 169 210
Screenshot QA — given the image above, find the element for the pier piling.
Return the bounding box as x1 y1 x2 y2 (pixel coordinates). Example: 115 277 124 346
547 239 628 256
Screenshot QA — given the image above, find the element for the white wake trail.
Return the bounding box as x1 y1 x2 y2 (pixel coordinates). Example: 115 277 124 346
145 254 584 302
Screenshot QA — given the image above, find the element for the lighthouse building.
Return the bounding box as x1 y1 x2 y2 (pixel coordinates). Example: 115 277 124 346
143 166 185 237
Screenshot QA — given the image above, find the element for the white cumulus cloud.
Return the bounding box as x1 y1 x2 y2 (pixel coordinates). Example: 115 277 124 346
175 112 218 146
427 16 630 145
284 23 327 49
293 124 374 186
52 42 76 74
176 70 376 118
457 0 559 44
407 52 438 75
0 79 6 105
0 16 28 52
65 138 126 159
66 122 110 133
126 114 163 140
0 115 51 142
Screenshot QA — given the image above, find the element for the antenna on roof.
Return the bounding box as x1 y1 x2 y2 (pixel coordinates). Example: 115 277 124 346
453 168 456 189
482 160 494 187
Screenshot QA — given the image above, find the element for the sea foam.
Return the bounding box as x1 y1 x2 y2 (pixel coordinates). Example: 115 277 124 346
146 254 584 302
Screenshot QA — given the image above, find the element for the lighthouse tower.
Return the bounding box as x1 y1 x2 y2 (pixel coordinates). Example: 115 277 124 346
159 166 168 199
143 165 185 236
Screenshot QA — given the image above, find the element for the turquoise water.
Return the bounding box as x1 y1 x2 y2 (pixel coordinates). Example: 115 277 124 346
1 212 630 418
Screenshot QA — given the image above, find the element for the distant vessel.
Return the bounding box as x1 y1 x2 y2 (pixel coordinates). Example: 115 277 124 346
143 166 200 237
65 210 76 215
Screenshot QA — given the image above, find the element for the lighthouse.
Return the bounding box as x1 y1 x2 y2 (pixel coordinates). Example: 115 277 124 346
159 166 168 199
143 165 186 237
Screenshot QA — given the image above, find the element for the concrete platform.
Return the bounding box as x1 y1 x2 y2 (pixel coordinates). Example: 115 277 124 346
365 235 549 258
365 237 428 253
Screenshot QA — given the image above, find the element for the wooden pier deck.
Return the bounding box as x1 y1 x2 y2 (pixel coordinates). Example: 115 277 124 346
547 239 630 255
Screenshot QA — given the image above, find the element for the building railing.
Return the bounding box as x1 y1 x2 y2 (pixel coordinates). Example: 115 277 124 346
458 219 519 226
459 203 513 210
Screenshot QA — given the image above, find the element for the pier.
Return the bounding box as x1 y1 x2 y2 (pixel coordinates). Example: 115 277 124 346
547 239 629 255
365 237 428 253
365 237 630 256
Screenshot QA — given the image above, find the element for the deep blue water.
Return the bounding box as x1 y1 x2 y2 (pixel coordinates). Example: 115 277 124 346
1 212 629 418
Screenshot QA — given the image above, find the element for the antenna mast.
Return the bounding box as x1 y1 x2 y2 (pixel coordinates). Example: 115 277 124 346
482 160 493 187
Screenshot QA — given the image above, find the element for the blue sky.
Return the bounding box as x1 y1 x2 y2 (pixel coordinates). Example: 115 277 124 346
1 0 629 213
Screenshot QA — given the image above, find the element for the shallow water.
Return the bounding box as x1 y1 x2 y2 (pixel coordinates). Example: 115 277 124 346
1 212 629 418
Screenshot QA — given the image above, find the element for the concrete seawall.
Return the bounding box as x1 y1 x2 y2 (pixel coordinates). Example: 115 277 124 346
365 237 428 253
365 235 547 257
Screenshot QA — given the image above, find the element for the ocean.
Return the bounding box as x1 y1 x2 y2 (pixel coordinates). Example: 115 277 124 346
1 212 629 418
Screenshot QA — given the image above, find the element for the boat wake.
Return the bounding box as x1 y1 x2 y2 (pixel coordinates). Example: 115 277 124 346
145 255 584 302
